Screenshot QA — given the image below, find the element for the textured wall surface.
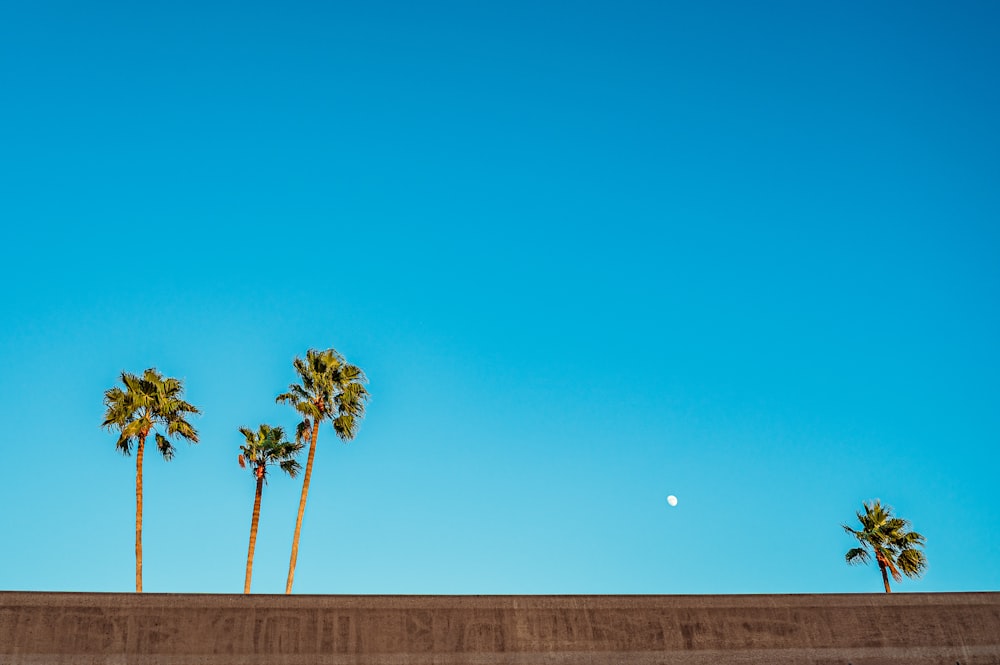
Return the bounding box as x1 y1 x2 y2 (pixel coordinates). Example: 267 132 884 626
1 592 998 664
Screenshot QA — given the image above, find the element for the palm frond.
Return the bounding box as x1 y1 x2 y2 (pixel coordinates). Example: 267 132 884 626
167 397 200 416
276 384 311 407
295 400 322 421
896 547 928 578
121 371 144 395
295 419 312 444
337 382 369 416
842 524 862 538
339 363 367 385
115 432 134 456
333 414 358 440
845 547 869 565
121 417 149 441
266 423 286 438
283 439 305 458
166 416 199 443
154 432 176 461
894 530 926 549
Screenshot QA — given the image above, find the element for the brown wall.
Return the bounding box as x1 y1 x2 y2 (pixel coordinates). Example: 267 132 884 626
2 591 998 664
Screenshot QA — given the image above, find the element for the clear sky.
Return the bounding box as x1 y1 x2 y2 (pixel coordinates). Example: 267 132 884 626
1 1 998 595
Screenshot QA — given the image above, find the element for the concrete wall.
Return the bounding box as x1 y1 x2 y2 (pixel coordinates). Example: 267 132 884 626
2 592 998 664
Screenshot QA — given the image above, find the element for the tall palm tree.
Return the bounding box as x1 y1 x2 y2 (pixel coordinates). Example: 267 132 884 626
276 347 368 594
843 499 927 593
238 424 303 594
102 368 200 593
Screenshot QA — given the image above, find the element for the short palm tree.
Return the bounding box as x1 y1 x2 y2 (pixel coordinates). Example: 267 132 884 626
276 347 368 593
843 499 927 593
238 424 303 593
102 368 200 593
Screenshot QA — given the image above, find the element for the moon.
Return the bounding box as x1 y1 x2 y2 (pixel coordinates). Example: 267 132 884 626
666 495 678 507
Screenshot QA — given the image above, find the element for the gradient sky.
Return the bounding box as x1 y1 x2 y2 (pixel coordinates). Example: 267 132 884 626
1 1 998 595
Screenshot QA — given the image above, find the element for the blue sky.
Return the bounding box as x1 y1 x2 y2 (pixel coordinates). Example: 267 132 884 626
1 1 998 594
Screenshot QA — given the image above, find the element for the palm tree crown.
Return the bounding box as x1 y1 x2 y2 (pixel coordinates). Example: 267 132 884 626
102 368 200 459
276 347 368 594
843 499 927 593
276 348 368 442
238 424 303 482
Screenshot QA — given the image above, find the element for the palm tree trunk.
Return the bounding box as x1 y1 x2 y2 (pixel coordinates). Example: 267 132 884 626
244 473 265 594
286 421 319 594
879 562 892 593
135 434 145 594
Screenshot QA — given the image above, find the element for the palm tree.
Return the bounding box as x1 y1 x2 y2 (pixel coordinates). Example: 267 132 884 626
276 347 368 593
238 424 303 594
102 368 200 593
843 499 927 593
